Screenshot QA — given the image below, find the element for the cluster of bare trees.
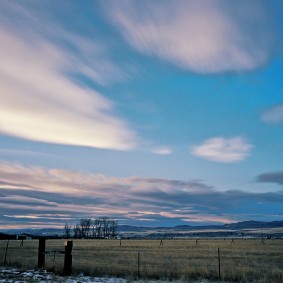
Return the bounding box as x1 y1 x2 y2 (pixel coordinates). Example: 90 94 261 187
64 217 118 239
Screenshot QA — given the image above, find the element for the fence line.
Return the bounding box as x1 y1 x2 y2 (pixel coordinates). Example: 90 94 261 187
1 239 283 281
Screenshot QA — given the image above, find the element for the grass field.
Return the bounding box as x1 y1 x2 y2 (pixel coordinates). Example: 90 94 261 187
1 238 283 282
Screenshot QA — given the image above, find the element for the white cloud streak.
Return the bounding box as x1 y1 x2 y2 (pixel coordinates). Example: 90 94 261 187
0 161 233 227
107 0 274 73
1 161 281 229
152 147 172 155
191 137 253 163
0 27 136 150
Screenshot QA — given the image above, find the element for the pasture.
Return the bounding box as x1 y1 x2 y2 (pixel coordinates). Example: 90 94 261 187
1 238 283 282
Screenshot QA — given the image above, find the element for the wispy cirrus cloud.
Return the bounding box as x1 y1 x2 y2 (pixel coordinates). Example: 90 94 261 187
0 161 282 229
191 137 253 163
262 104 283 124
106 0 275 74
151 146 172 155
0 1 127 86
0 2 137 150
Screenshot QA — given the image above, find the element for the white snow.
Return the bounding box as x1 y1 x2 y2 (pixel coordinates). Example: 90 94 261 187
0 267 217 282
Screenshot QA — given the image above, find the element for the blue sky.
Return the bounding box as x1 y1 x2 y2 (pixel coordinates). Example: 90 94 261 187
0 0 283 229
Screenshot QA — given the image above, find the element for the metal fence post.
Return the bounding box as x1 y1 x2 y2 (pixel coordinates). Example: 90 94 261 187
63 240 73 276
3 239 9 266
218 247 221 280
137 251 140 277
38 238 46 268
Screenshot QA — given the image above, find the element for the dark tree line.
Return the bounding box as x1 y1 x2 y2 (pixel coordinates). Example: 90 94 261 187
64 217 118 239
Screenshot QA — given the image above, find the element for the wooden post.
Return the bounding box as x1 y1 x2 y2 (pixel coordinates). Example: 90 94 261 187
218 247 221 280
63 240 73 276
38 238 46 268
3 239 9 266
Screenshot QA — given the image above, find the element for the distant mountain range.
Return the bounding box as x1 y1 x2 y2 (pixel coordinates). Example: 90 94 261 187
118 220 283 231
1 220 283 238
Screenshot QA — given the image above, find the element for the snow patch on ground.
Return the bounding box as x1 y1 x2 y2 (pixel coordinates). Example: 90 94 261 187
0 267 127 283
0 267 216 282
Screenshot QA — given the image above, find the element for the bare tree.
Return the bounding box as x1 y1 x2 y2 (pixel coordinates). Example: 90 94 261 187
95 217 104 238
101 216 109 238
80 218 92 239
68 217 118 239
92 218 100 238
85 218 92 238
73 224 81 239
64 223 72 239
109 220 118 238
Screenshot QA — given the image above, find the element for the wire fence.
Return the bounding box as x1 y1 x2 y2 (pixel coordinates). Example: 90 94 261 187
1 238 283 282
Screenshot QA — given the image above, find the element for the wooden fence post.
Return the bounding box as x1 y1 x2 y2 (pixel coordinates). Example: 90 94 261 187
3 239 9 266
38 238 46 268
63 240 73 276
218 247 221 280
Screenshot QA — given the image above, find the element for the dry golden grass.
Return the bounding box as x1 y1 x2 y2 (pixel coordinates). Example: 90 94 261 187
1 238 283 282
